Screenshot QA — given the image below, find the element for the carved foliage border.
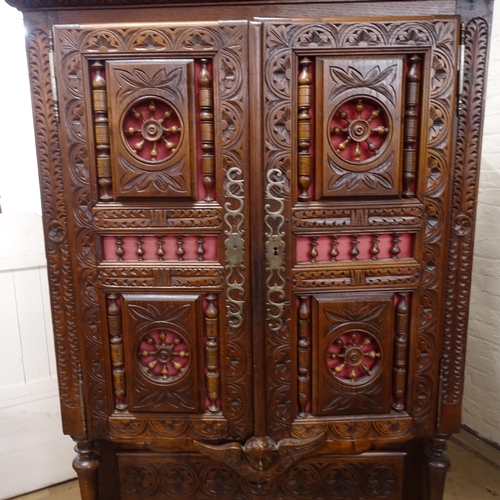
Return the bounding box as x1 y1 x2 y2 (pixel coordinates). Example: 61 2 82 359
263 19 457 438
440 18 489 431
26 29 83 436
55 23 251 439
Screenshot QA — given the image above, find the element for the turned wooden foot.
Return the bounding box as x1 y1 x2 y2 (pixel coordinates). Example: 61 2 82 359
424 433 451 500
72 439 100 500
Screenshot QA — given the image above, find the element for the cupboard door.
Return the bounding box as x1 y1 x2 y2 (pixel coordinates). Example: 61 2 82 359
261 18 459 446
53 22 253 445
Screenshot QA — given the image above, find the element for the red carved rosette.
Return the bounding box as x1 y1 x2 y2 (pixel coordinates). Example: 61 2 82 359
138 329 190 383
327 331 381 384
122 97 182 164
329 97 390 164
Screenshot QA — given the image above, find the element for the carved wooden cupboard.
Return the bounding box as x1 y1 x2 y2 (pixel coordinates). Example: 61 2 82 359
6 0 493 498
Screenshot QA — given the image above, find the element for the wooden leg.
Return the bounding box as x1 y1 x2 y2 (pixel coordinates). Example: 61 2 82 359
72 438 100 500
424 433 450 500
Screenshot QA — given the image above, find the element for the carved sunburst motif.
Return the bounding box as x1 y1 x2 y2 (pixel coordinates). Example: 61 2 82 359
123 98 182 162
138 329 190 382
327 332 381 382
330 98 389 162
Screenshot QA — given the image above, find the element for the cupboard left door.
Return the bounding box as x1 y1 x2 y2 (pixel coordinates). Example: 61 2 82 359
53 21 253 449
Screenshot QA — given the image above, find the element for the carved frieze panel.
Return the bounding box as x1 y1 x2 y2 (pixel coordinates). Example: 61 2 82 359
312 293 394 416
107 59 196 198
118 451 405 500
121 293 203 413
316 56 404 198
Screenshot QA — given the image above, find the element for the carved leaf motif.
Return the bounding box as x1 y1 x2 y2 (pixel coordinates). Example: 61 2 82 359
128 302 189 325
134 377 195 410
119 156 187 194
266 24 292 49
329 158 394 192
324 304 385 324
114 67 182 99
330 64 397 104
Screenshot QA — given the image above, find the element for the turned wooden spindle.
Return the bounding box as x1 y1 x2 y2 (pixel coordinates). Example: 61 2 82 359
391 233 401 259
177 236 185 261
199 59 215 201
92 61 112 202
351 235 360 261
115 236 124 261
72 439 100 500
298 57 313 201
370 234 380 260
298 296 311 416
310 236 318 262
403 55 421 198
205 294 220 412
157 236 165 261
136 236 144 261
392 293 409 411
197 236 206 261
107 293 127 411
330 235 339 262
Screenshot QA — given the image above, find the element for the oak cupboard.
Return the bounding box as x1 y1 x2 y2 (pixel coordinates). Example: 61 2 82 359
4 0 494 498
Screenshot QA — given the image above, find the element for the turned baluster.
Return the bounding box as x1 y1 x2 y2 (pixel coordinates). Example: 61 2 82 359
351 234 359 261
199 59 215 201
205 294 220 412
298 296 311 416
116 236 124 261
370 234 380 260
310 237 318 263
330 235 339 262
392 293 409 411
391 233 401 259
177 236 185 261
136 236 144 261
197 236 206 261
403 55 421 198
157 236 165 261
298 57 313 201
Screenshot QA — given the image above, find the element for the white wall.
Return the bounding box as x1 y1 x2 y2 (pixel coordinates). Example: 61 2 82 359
462 4 500 447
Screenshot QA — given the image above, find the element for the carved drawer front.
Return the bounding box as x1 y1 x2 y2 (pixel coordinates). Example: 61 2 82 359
304 292 410 417
120 293 204 413
118 451 405 499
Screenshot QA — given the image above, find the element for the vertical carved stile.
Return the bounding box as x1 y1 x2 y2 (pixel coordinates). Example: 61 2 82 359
298 57 313 201
393 293 409 411
199 59 215 202
205 294 220 413
298 296 311 416
402 55 420 198
107 294 127 412
92 61 112 202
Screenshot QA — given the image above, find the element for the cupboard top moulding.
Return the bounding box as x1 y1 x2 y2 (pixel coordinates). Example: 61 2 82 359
6 0 494 499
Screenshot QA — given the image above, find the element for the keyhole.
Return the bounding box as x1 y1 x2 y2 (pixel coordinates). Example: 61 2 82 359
273 247 278 256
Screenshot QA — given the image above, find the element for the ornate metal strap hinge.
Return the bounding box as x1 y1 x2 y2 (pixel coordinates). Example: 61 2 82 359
48 31 60 123
457 22 466 116
194 433 325 482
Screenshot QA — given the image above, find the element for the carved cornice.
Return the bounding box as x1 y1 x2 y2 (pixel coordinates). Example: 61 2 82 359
6 0 421 12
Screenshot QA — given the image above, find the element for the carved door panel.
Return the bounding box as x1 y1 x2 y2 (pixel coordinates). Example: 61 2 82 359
53 22 253 446
262 18 459 447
